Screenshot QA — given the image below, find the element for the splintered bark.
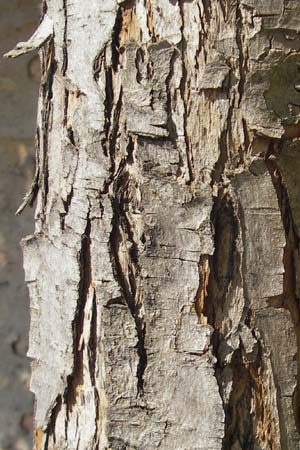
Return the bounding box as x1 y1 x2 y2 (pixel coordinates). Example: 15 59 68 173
8 0 300 448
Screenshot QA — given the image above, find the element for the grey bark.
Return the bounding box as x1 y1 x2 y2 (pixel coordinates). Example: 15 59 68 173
7 0 300 449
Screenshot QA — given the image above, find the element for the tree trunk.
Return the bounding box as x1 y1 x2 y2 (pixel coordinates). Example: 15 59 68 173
7 0 300 448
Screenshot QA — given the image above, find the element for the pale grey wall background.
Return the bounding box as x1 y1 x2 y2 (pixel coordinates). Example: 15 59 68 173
1 1 41 449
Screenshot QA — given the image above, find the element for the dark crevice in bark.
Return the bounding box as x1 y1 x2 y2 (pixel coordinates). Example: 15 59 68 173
265 142 300 435
221 338 278 450
211 71 236 185
242 118 251 155
178 1 195 185
109 138 147 395
211 130 228 185
93 47 106 82
67 126 76 147
204 188 267 449
204 14 263 440
202 0 212 25
207 182 278 448
145 0 156 42
93 387 100 450
62 0 68 75
110 202 147 394
102 67 123 193
88 291 100 450
88 290 98 387
42 0 47 14
41 43 56 102
103 66 115 158
165 49 180 145
221 349 255 450
108 437 138 450
236 3 248 107
39 45 56 224
60 187 74 230
204 191 237 329
135 47 145 84
63 87 69 127
44 395 62 450
40 102 51 222
111 4 126 71
65 209 92 412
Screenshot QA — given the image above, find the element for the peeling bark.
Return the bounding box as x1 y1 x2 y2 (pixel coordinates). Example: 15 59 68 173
8 0 300 448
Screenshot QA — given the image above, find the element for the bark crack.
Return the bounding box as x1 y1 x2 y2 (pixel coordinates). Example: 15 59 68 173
236 3 248 107
109 137 147 395
178 0 195 186
65 207 92 413
265 142 300 435
62 0 68 75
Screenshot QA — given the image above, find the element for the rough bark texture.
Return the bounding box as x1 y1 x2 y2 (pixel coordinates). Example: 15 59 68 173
9 0 300 449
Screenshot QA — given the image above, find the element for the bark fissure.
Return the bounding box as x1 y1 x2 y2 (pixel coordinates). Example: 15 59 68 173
179 1 195 186
109 136 147 395
235 2 247 107
39 42 55 223
102 86 123 194
265 143 300 435
62 0 68 75
43 395 62 450
66 208 92 412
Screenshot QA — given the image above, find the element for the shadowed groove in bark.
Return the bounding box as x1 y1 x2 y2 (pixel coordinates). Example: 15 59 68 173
62 0 68 74
178 0 195 185
204 188 278 449
203 191 239 447
235 2 248 107
60 186 74 230
200 7 272 442
165 48 180 145
145 0 156 42
44 395 62 450
88 289 100 450
65 209 92 413
109 137 147 394
110 201 147 394
39 42 56 223
102 82 123 193
207 131 277 447
265 141 300 435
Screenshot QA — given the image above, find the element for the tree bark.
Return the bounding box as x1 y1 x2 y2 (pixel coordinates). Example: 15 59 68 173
8 0 300 448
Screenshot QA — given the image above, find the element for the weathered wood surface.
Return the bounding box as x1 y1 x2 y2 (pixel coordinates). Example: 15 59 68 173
10 0 300 448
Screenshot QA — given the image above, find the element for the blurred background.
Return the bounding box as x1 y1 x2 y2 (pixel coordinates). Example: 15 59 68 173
1 1 41 449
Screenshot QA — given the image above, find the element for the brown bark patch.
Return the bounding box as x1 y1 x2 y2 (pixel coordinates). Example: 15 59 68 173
119 2 140 47
35 428 44 450
194 255 210 325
